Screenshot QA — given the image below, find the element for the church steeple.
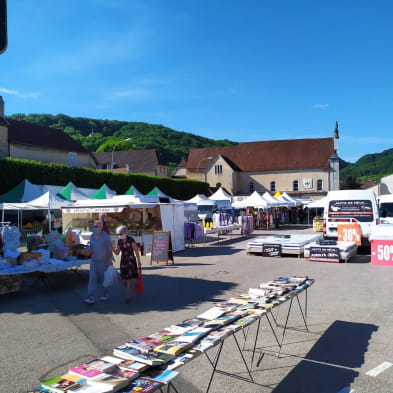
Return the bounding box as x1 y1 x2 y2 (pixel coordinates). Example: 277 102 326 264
334 121 339 139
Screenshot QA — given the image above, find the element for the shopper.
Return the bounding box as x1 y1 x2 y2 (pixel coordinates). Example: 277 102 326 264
99 213 110 234
112 225 142 303
84 220 113 304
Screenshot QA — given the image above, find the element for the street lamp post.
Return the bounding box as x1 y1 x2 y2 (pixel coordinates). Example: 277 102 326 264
197 156 213 183
111 138 131 170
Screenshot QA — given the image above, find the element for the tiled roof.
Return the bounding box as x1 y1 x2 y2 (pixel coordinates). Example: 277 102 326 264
187 138 335 171
93 149 160 172
7 119 89 153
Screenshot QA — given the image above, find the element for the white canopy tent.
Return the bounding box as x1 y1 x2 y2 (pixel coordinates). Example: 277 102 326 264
274 194 296 207
186 194 216 205
209 187 232 208
1 191 74 231
306 197 327 209
232 191 269 208
62 196 185 252
262 192 282 207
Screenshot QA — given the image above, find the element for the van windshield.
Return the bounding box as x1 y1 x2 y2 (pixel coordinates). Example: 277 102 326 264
328 200 374 222
380 202 393 218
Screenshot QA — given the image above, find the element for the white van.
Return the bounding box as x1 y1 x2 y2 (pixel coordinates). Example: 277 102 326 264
323 189 379 246
378 194 393 224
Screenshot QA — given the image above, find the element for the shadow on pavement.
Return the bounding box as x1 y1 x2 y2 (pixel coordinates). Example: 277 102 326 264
271 320 378 393
0 269 238 317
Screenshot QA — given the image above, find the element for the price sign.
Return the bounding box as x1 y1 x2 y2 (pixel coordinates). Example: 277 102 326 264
262 244 282 258
309 246 341 263
150 231 174 265
338 224 362 245
371 240 393 266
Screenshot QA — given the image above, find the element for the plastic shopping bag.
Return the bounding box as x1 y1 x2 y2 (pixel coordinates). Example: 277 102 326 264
134 276 144 295
103 265 119 288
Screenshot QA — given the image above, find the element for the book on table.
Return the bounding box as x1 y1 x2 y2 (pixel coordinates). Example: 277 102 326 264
117 359 150 373
154 340 193 356
69 357 118 378
197 306 230 320
60 381 112 393
114 349 174 366
141 369 179 384
119 377 163 393
124 339 159 354
164 349 202 370
113 344 145 360
105 366 139 382
86 372 129 392
176 326 213 343
41 374 86 393
139 331 179 344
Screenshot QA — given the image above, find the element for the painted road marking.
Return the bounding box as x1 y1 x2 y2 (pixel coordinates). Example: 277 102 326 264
336 387 355 393
366 362 393 377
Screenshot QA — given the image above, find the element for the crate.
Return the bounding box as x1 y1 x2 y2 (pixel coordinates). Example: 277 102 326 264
0 275 21 295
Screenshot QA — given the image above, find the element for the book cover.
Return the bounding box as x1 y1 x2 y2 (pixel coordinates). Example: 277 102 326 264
69 365 103 379
120 377 163 393
65 382 112 393
125 339 158 354
154 340 193 356
141 331 179 344
106 366 139 381
41 375 83 393
165 349 201 370
123 351 174 366
142 369 179 384
197 307 227 320
118 359 150 373
88 373 129 391
113 344 143 360
176 327 212 343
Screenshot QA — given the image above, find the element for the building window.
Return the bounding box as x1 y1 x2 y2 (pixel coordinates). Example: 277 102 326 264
249 182 254 193
68 152 78 167
214 164 222 174
270 181 276 192
293 180 299 191
317 179 323 191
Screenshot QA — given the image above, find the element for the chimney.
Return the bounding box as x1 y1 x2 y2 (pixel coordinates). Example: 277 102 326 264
0 96 4 117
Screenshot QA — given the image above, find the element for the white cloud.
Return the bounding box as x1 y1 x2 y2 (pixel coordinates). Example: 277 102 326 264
0 87 40 99
107 88 152 100
312 104 329 108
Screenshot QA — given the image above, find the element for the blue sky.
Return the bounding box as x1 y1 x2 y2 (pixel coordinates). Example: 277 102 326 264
1 0 393 163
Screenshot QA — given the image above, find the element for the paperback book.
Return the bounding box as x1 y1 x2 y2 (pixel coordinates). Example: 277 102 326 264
142 369 179 384
69 357 118 378
116 350 174 366
125 339 159 354
117 359 150 373
87 373 129 392
154 340 193 356
119 377 163 393
41 375 85 393
113 344 144 360
165 349 201 370
105 366 139 382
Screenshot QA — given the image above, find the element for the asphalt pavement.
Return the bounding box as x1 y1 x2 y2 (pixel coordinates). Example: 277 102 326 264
1 225 393 393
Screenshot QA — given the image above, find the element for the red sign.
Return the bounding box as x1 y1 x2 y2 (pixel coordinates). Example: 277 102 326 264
371 240 393 266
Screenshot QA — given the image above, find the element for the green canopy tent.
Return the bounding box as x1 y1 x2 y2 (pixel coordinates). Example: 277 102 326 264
125 185 144 197
57 182 91 201
0 179 44 203
147 187 176 203
90 184 116 199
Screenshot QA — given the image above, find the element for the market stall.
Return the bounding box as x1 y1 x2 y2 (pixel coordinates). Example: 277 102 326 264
61 195 186 254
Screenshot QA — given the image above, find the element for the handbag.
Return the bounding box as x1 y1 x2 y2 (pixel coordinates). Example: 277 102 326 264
135 276 144 295
103 265 119 288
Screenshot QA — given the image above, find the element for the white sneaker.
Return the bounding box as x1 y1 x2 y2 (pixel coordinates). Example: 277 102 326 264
99 296 109 301
84 297 95 304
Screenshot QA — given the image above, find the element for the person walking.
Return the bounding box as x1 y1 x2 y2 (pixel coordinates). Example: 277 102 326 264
84 220 113 304
112 225 142 303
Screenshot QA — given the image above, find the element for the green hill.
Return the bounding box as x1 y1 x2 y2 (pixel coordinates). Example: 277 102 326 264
9 113 392 181
9 113 238 168
339 148 393 182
